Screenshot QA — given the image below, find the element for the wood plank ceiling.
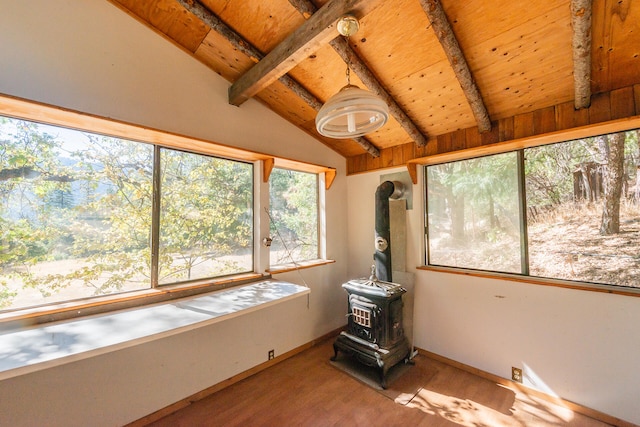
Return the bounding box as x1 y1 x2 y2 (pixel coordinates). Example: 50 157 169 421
109 0 640 172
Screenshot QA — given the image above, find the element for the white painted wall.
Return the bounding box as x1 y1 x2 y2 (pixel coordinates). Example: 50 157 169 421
3 0 640 425
347 168 640 425
0 1 348 426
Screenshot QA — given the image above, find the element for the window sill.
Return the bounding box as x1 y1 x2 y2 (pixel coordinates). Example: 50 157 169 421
0 279 310 381
266 259 335 274
0 273 266 327
417 265 640 297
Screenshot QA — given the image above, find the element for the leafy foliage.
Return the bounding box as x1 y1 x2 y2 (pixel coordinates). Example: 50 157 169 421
0 117 254 309
426 129 640 287
427 152 521 272
159 150 253 282
269 168 318 265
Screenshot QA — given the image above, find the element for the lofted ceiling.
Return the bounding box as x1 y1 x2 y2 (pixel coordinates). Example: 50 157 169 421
109 0 640 169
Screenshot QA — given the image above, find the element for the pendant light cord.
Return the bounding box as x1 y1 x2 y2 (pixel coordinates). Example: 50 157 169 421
344 35 353 87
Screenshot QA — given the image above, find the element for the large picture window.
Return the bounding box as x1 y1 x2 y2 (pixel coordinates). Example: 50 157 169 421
425 129 640 290
268 168 319 266
0 116 254 311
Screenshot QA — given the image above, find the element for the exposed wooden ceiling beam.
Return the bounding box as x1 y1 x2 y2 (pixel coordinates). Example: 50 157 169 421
174 0 257 61
572 0 592 109
289 0 430 148
175 0 380 157
228 0 380 107
419 0 492 133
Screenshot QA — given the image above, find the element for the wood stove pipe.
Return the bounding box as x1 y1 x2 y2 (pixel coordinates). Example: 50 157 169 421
374 180 403 282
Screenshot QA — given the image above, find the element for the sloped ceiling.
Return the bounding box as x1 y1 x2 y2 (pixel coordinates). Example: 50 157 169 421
109 0 640 170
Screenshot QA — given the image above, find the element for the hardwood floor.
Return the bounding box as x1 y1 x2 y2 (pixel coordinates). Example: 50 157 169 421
145 336 615 427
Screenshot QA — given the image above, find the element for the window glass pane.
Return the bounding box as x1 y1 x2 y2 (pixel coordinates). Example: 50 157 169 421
269 168 319 265
426 152 522 273
0 117 153 310
158 149 253 284
525 130 640 288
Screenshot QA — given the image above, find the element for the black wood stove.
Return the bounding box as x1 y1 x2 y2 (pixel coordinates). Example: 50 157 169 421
331 266 411 388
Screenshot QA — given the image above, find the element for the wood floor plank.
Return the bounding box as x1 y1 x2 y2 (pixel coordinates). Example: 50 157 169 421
144 336 615 427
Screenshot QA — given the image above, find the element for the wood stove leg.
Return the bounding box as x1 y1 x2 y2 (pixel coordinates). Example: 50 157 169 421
376 353 388 389
404 350 415 365
330 342 340 361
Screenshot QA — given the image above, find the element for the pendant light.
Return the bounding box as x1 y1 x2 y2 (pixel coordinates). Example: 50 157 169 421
315 16 389 139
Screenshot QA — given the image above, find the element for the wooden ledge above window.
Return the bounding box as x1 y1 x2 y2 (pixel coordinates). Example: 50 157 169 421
406 114 640 184
0 93 336 190
262 157 336 190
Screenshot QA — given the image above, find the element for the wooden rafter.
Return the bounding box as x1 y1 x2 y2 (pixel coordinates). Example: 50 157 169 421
289 0 429 148
228 0 381 107
572 0 592 109
419 0 492 133
174 0 380 157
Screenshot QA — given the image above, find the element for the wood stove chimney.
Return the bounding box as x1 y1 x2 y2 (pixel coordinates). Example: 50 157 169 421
374 180 404 282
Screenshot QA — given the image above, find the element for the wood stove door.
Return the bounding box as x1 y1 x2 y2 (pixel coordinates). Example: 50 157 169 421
348 295 380 343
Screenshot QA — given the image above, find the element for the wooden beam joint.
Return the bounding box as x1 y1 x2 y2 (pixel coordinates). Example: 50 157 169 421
229 0 378 107
176 0 381 157
290 0 430 148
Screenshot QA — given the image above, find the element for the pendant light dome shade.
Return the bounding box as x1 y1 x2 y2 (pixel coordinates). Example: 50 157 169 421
315 84 389 139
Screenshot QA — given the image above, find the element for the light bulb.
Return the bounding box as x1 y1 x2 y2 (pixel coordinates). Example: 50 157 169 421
337 15 359 37
347 113 356 133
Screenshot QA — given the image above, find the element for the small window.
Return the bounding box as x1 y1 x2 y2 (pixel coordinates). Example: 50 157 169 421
158 149 253 284
352 306 371 327
268 168 319 266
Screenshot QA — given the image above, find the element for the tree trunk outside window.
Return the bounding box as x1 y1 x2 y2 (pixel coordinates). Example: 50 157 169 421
635 130 640 204
600 132 625 235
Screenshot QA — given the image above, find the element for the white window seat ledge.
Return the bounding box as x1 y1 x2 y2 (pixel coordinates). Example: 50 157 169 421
0 280 309 381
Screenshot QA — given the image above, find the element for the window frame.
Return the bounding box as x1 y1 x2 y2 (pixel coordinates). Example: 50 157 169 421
0 94 335 325
265 163 333 274
424 151 524 274
417 115 640 297
267 166 321 268
155 147 256 285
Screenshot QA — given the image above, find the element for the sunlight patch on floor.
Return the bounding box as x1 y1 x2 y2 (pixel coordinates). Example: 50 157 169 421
407 388 515 426
513 386 575 425
406 386 576 426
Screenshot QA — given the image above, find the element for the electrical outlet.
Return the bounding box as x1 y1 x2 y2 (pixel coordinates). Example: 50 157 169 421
268 349 274 360
512 367 523 383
